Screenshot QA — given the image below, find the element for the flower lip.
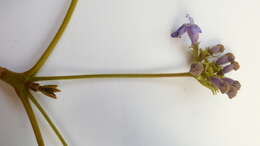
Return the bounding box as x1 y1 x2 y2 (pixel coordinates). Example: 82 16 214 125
171 24 187 38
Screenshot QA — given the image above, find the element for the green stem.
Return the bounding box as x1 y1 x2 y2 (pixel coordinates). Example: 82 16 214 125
28 92 68 146
192 43 200 61
31 72 192 81
16 89 45 146
25 0 78 76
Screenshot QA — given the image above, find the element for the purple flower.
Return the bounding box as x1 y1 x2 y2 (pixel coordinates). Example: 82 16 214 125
208 44 225 54
216 53 235 65
171 15 202 44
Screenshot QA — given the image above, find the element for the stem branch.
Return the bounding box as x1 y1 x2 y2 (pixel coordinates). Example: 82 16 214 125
28 92 68 146
25 0 78 76
31 72 192 81
16 89 45 146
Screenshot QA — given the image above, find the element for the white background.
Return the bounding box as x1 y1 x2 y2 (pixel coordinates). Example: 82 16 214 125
0 0 259 146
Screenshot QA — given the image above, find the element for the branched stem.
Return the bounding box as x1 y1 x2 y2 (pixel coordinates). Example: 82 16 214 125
31 72 192 81
16 89 45 146
28 92 68 146
17 0 78 145
25 0 78 76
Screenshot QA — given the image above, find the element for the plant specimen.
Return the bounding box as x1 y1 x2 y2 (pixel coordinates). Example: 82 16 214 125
0 0 240 145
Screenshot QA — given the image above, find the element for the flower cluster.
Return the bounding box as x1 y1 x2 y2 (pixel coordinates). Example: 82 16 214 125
171 15 241 99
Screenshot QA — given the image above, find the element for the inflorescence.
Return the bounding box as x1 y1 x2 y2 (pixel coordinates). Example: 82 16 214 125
171 14 241 99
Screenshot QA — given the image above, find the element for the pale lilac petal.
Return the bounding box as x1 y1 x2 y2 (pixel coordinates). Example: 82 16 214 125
171 24 187 38
189 24 202 33
186 14 194 24
187 24 202 44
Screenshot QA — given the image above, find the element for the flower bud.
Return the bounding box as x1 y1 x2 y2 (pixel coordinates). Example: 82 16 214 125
209 77 230 93
29 83 61 99
221 61 240 74
222 78 241 90
227 86 238 99
222 77 234 84
208 44 225 54
190 62 204 76
39 85 61 99
216 53 235 65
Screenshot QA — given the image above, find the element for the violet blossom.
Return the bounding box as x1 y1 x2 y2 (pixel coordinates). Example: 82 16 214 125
171 15 202 44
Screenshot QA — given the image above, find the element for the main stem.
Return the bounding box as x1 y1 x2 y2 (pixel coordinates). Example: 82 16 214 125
31 72 192 81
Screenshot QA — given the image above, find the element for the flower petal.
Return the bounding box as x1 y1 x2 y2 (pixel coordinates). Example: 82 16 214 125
187 24 202 44
171 24 187 38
